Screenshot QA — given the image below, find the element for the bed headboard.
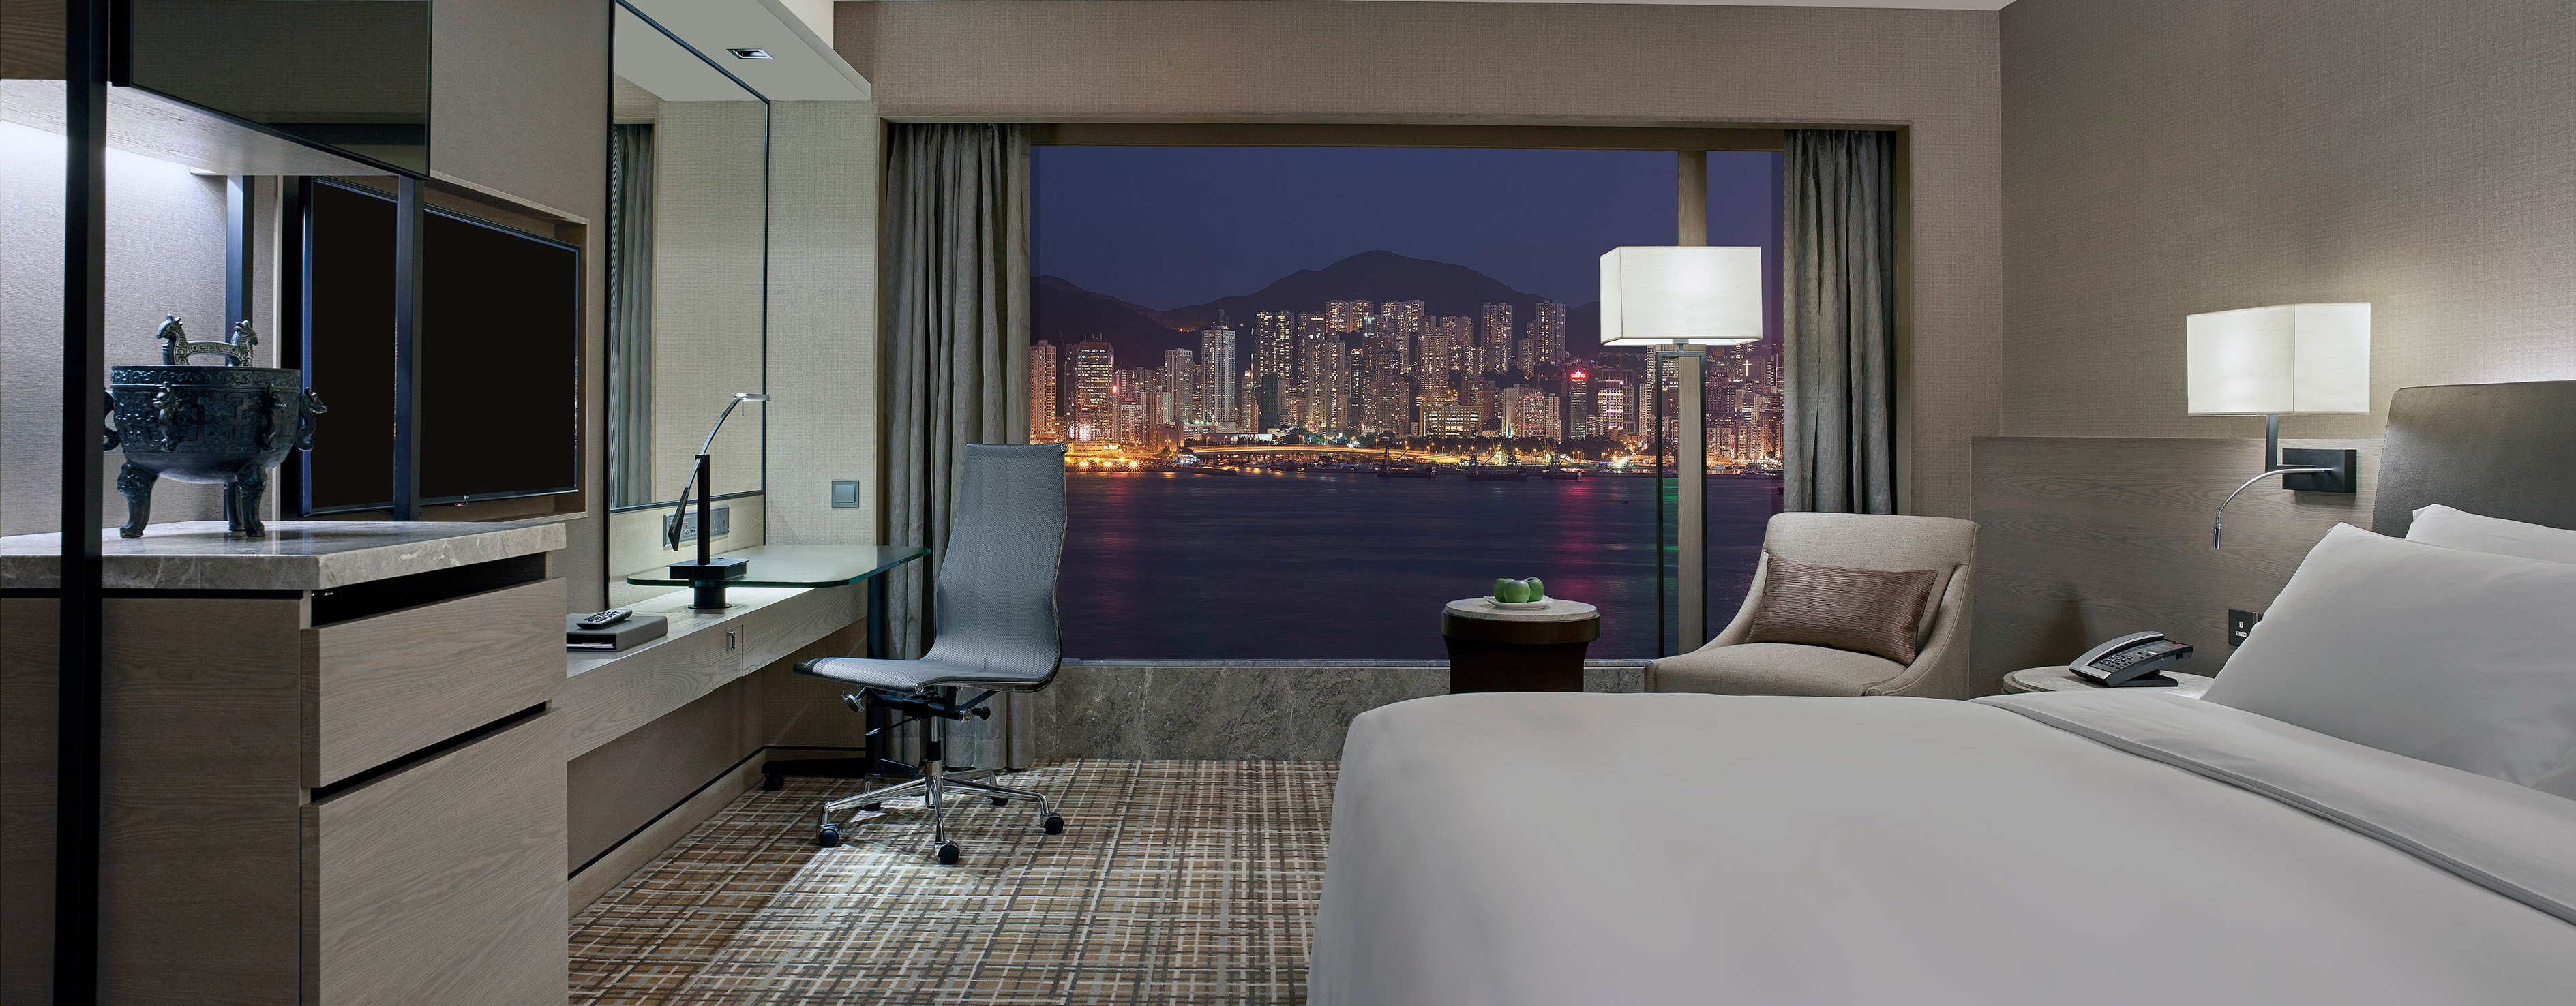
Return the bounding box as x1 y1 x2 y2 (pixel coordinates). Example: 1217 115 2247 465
2371 380 2576 537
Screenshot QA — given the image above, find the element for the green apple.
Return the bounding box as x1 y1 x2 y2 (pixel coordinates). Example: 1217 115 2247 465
1493 578 1528 603
1493 578 1518 602
1524 577 1545 601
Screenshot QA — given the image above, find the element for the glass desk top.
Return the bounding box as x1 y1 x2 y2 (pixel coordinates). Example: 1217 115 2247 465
625 544 929 588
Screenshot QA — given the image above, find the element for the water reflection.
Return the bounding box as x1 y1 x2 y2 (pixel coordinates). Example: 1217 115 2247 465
1060 472 1782 659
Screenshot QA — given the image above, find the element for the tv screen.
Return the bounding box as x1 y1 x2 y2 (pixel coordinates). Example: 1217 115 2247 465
297 183 580 513
417 210 580 503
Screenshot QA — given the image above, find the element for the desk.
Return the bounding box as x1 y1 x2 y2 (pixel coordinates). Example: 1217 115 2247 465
627 545 929 662
629 545 930 789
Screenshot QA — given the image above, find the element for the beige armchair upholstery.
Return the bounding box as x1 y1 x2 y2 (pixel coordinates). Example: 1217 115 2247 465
1648 512 1979 699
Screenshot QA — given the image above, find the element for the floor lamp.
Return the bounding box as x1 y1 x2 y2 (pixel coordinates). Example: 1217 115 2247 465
1601 246 1765 654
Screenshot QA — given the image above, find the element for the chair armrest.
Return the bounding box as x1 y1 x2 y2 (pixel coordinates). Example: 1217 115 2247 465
1645 553 1768 692
1863 558 1973 699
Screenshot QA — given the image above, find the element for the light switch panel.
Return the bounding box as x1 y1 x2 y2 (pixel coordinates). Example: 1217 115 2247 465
830 480 862 508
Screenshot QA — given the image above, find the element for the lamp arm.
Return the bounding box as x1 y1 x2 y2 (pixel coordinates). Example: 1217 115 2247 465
2212 466 2336 549
665 400 746 550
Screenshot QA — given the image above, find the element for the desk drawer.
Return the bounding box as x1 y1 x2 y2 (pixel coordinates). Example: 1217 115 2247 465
305 711 565 1006
560 615 746 759
307 578 565 786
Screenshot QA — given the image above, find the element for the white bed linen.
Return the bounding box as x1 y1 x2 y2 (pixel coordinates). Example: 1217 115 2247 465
1310 692 2576 1005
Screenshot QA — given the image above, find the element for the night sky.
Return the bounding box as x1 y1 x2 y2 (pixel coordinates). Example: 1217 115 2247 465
1033 146 1783 313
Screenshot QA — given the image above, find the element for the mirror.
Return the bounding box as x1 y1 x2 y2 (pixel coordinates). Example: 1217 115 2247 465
122 0 432 174
605 3 770 592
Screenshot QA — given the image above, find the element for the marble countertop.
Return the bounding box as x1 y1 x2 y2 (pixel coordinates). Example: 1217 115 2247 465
1443 596 1601 622
1 519 568 591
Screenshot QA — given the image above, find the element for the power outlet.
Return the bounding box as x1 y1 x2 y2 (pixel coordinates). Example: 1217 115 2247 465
665 504 730 546
2228 609 2263 647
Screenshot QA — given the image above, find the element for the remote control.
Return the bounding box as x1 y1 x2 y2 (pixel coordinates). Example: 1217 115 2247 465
577 608 633 629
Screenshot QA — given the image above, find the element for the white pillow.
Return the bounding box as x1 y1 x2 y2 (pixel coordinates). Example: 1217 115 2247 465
2204 523 2576 799
2406 504 2576 564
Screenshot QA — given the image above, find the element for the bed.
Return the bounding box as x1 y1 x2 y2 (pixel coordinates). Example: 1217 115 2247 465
1309 381 2576 1005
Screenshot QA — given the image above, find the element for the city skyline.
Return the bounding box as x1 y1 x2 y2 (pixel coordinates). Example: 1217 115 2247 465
1032 269 1783 466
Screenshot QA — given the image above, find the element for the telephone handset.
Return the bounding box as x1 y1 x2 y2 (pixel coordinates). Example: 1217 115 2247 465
2069 632 2193 688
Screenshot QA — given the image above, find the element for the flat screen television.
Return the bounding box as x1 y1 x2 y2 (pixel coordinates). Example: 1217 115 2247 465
297 180 581 514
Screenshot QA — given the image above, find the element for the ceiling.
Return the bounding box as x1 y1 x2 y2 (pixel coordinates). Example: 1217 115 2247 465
621 0 870 102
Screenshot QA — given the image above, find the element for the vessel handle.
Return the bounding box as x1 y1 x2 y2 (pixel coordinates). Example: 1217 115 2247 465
99 393 119 451
295 387 327 451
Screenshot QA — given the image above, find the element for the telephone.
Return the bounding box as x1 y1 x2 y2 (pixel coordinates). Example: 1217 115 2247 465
2069 632 2193 688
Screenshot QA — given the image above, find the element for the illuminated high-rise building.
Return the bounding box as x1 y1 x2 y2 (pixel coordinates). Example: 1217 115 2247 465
1253 311 1296 425
1501 387 1563 442
1069 339 1116 442
1478 302 1514 374
1326 301 1371 333
1029 340 1063 442
1163 348 1198 426
1565 365 1593 439
1422 403 1478 438
1359 326 1408 433
1531 300 1568 365
1595 378 1631 441
1298 335 1351 432
1199 326 1238 431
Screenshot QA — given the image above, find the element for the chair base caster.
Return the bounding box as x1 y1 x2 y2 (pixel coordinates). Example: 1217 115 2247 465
1043 814 1064 835
859 802 883 812
762 774 783 792
989 796 1008 806
937 842 961 865
817 825 841 849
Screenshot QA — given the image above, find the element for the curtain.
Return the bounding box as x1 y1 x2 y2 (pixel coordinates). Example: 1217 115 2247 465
606 123 656 508
882 123 1034 770
1781 129 1898 515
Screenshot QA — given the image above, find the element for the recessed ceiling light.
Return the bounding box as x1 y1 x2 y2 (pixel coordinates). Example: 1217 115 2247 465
727 48 772 59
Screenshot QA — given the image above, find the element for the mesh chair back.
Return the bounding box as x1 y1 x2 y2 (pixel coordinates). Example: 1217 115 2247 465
923 443 1067 686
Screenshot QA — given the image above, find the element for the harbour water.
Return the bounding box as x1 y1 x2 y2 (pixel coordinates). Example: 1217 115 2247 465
1060 470 1784 659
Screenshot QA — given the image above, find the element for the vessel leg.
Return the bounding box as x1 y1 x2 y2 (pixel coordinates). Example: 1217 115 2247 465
230 464 267 535
115 462 155 539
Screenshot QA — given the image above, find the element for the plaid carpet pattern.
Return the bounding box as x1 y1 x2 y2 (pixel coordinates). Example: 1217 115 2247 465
569 759 1336 1005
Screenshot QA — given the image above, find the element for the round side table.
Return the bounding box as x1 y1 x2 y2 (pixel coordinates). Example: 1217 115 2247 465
1441 597 1600 692
2001 665 2215 699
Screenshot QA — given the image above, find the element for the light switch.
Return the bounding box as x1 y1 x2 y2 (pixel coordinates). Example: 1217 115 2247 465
830 480 861 508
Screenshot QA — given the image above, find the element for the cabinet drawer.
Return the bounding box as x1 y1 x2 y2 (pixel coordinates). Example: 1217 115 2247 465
305 711 565 1006
307 578 565 787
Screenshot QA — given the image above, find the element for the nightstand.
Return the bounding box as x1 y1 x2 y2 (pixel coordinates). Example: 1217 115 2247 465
2001 666 2215 699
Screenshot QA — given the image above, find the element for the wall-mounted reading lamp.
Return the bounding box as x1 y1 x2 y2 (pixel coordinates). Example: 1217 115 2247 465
667 391 769 609
2187 304 2369 547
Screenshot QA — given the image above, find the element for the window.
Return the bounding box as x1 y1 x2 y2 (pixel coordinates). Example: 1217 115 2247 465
1033 144 1783 658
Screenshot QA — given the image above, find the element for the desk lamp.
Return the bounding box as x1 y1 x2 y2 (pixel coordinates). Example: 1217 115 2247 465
667 391 768 609
2187 304 2368 547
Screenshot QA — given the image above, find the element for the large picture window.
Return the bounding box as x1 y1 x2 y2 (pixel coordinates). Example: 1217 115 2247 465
1032 144 1784 658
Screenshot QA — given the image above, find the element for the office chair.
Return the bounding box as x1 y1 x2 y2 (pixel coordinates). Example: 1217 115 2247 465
793 442 1068 864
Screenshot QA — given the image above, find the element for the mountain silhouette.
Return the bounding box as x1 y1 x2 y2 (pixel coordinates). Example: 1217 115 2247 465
1035 251 1627 368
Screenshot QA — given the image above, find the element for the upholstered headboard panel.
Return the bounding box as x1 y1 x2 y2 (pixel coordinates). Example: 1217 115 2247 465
2372 381 2576 537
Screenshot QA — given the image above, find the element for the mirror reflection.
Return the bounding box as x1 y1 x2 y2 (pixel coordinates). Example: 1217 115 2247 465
606 3 770 588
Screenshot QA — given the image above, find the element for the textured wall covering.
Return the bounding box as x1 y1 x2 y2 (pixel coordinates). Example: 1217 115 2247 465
763 102 882 548
835 0 2003 519
0 93 252 538
1979 0 2575 688
2000 0 2576 440
434 0 611 608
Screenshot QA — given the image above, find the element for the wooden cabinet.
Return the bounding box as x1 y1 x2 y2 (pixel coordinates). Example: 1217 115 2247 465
1 531 569 1006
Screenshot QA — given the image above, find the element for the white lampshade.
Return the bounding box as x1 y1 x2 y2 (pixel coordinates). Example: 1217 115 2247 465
1599 246 1764 346
2185 303 2371 415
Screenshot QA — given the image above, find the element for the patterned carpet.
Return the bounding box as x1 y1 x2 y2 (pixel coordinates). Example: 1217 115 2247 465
569 760 1336 1005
